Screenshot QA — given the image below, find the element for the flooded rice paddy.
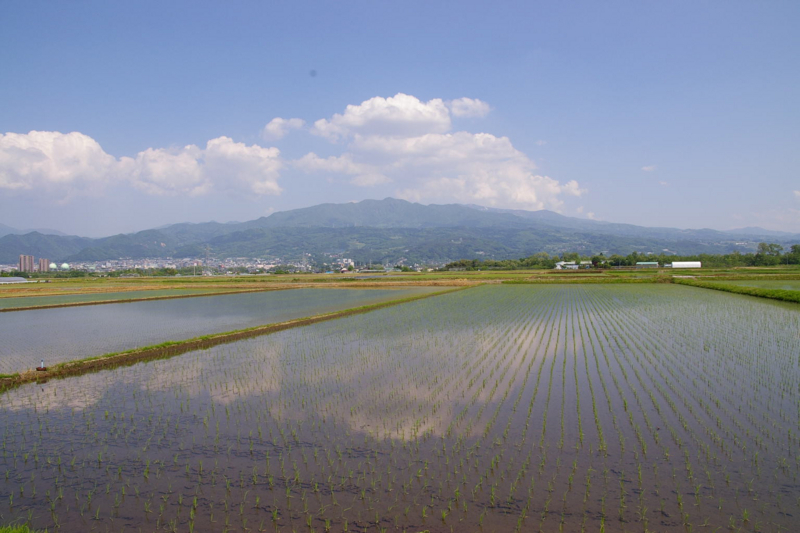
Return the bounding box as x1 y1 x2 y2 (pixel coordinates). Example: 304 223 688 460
0 288 241 310
0 287 438 374
1 284 799 532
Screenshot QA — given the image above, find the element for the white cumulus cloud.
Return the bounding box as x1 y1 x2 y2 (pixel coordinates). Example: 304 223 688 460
311 93 451 141
261 117 305 141
0 131 117 194
121 145 208 196
794 190 800 199
299 92 586 211
293 153 389 187
1 130 284 199
642 165 656 172
447 97 491 118
123 137 282 196
299 124 586 209
203 137 282 195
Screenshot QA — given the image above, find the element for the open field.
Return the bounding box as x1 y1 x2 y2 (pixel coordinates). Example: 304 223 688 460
709 280 800 291
3 264 798 296
673 279 800 305
0 287 441 375
1 284 798 532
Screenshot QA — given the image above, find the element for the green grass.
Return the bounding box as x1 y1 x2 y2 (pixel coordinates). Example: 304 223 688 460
674 278 800 304
502 275 672 284
708 280 800 291
0 525 43 533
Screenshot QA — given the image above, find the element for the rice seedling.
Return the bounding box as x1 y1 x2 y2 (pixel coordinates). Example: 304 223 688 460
0 286 440 374
0 284 797 531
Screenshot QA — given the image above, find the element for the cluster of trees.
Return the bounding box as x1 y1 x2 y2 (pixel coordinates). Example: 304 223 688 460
1 270 89 278
443 243 800 270
444 252 559 270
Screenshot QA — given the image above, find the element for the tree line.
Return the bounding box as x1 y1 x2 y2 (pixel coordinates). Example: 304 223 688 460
443 243 800 270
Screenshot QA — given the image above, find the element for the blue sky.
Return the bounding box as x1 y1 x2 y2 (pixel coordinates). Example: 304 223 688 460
1 1 798 236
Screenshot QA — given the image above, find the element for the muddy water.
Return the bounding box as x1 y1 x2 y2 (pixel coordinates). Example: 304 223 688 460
0 284 798 532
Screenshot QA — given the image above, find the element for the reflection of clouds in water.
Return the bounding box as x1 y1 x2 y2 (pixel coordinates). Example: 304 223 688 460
0 287 436 374
141 341 287 406
1 337 291 413
272 321 538 440
2 371 115 412
3 286 538 443
0 283 798 533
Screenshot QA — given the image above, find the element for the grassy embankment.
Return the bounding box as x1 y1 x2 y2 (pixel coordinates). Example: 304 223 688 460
672 278 800 304
502 274 674 284
0 286 466 390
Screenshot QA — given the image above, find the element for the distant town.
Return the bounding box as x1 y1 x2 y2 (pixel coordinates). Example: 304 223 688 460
3 251 714 280
2 253 433 277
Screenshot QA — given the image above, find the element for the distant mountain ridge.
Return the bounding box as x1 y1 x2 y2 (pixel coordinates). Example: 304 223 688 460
463 205 745 241
723 226 796 237
1 198 798 264
0 224 67 238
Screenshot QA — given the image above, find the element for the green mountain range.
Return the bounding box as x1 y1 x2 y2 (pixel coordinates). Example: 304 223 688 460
1 198 796 264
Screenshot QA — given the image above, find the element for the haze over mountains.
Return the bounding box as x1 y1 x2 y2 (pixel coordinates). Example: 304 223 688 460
0 223 67 237
1 199 797 265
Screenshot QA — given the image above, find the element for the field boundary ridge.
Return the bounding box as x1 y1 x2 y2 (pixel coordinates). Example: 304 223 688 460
0 287 297 313
0 286 467 391
673 278 800 304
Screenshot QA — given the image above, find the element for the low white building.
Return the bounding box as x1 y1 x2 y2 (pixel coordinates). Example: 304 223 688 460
555 261 592 270
0 276 32 284
670 261 702 269
555 261 578 270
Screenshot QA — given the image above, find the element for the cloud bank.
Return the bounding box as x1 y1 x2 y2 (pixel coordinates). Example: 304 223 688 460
300 93 584 210
0 132 282 198
0 131 116 195
1 93 584 213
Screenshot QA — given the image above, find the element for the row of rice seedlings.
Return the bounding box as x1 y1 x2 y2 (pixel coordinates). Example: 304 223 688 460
584 288 707 528
583 284 800 529
0 284 798 531
613 286 798 476
0 287 432 374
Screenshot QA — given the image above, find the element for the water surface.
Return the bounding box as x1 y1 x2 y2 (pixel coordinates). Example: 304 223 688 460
1 284 797 532
0 287 439 373
0 287 236 309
